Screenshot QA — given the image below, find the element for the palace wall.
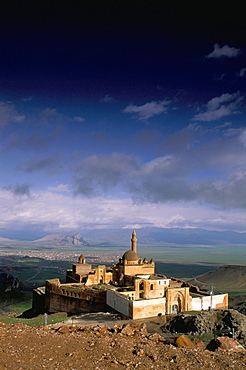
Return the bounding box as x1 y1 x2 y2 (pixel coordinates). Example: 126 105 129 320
106 289 130 317
130 297 166 319
106 289 166 319
191 293 228 311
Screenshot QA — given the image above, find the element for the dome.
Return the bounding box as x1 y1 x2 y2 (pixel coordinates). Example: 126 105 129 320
78 254 85 263
122 250 138 262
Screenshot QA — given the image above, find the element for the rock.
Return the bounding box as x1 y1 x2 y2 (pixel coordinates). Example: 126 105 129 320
121 324 134 336
130 323 148 335
207 337 246 352
166 309 246 347
192 338 205 350
57 326 70 334
148 333 166 342
175 335 195 349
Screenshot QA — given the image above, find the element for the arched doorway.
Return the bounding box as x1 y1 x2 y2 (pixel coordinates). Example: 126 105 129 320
172 304 178 314
171 292 184 314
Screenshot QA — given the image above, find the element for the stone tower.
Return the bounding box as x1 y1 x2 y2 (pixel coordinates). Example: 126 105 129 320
131 230 137 254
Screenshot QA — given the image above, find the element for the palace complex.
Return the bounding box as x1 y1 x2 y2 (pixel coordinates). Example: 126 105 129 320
33 231 228 319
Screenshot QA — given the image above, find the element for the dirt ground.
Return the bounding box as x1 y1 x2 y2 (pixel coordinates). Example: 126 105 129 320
0 315 245 370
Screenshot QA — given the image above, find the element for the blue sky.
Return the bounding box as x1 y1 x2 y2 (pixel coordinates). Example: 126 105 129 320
1 1 246 234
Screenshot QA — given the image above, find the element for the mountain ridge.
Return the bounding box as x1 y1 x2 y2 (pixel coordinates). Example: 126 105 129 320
188 265 246 291
33 233 90 246
1 227 246 246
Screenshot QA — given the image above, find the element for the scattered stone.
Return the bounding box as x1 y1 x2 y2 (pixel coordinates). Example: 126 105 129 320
121 324 134 336
192 338 205 350
148 333 166 342
175 335 195 349
1 320 246 369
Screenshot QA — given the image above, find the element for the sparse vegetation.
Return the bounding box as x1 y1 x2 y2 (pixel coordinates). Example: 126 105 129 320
0 312 68 327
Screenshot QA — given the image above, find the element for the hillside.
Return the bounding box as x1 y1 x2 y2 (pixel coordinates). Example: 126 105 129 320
0 320 245 369
188 265 246 291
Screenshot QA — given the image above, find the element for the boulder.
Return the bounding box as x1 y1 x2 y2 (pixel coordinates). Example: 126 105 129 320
57 326 70 334
175 335 195 349
207 336 246 352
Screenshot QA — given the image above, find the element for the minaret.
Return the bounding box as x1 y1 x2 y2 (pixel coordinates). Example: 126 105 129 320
131 230 137 254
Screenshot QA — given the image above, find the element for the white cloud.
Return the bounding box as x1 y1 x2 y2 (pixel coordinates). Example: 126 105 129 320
38 108 64 125
22 96 33 102
11 115 25 123
140 156 180 177
239 68 246 77
40 108 60 117
100 94 113 103
123 100 170 120
192 92 243 121
238 128 246 147
1 188 246 232
73 116 86 122
206 43 241 58
47 184 70 192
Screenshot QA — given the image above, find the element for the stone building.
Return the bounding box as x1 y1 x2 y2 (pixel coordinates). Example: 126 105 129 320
38 231 228 318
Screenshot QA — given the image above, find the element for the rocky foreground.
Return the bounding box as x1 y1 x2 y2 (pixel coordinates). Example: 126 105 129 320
0 321 245 370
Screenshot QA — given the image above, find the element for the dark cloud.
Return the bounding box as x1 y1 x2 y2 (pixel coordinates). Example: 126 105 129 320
197 172 246 209
134 178 196 203
73 153 139 196
4 183 31 197
72 124 246 210
17 154 62 173
3 126 63 152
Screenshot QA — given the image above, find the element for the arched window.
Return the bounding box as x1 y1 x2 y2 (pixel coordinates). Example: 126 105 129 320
139 282 144 291
150 284 154 290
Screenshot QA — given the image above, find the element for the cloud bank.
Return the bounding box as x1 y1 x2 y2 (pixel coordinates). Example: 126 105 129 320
1 187 246 232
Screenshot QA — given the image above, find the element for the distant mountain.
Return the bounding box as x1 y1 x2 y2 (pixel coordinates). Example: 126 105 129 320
1 226 246 247
82 227 246 246
34 233 90 246
188 265 246 291
0 237 12 241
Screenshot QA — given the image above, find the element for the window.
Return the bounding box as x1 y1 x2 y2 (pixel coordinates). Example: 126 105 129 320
150 284 154 290
139 282 144 291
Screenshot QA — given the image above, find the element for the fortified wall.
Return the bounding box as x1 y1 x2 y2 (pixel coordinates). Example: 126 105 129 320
44 278 107 315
